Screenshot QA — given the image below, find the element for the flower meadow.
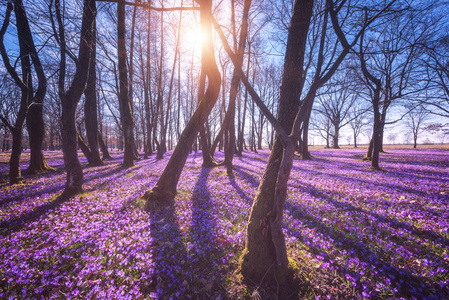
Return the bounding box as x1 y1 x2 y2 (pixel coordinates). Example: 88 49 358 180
0 148 448 299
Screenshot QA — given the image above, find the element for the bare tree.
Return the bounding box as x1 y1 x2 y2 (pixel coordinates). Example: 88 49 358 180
358 3 430 168
53 0 97 196
117 0 135 167
314 75 358 148
0 0 52 184
405 104 429 148
139 0 221 205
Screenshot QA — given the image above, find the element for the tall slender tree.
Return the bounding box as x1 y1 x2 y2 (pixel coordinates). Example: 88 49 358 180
55 0 97 196
117 0 136 167
84 15 104 166
0 0 52 184
140 0 221 206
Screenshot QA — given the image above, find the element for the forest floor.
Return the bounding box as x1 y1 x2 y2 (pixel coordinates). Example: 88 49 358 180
0 146 448 299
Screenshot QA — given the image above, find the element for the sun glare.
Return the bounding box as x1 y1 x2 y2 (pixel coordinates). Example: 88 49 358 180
183 26 207 50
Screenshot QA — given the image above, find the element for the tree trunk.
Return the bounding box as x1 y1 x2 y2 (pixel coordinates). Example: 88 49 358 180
77 134 94 164
117 1 135 168
222 0 251 173
11 0 51 175
371 113 381 170
26 106 52 173
9 112 26 184
98 130 112 159
144 8 153 159
240 0 314 284
363 136 373 161
300 106 312 159
84 17 103 166
140 0 221 205
333 122 340 149
59 0 96 196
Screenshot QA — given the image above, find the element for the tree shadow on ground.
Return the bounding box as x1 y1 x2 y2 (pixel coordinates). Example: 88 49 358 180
0 159 158 234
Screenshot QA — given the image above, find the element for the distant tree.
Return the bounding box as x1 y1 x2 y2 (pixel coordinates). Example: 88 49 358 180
348 102 371 148
310 111 333 148
357 3 430 169
387 132 397 145
405 105 429 148
424 123 449 144
315 75 358 149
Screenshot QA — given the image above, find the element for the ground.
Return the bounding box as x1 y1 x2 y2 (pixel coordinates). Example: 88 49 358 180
0 146 448 299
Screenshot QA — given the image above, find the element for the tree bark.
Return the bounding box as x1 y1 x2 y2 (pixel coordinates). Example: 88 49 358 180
83 16 103 166
140 0 221 205
77 133 94 164
10 0 51 175
144 7 153 158
0 2 27 184
98 130 112 159
117 0 135 168
58 0 96 196
240 0 314 283
221 0 251 173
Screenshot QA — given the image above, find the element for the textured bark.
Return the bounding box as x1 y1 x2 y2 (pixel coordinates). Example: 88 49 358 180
117 1 135 168
144 8 153 158
59 0 96 196
9 112 26 184
222 0 251 173
300 106 312 160
10 0 51 174
240 0 314 283
84 17 103 166
77 134 94 164
141 0 221 206
98 130 112 160
0 2 26 184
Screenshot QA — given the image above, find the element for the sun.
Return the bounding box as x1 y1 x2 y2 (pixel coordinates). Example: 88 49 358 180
182 25 207 50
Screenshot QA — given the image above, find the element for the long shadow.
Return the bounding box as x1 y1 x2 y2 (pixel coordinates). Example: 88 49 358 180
293 156 449 218
289 176 449 247
227 172 253 205
1 157 159 208
0 161 154 234
284 201 449 298
233 166 260 188
291 163 447 204
190 167 222 272
145 167 225 297
144 198 190 297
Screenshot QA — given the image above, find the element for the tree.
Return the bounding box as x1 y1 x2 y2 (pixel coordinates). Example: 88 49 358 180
358 3 429 168
348 101 371 148
54 0 97 196
213 0 396 284
314 75 358 148
405 105 429 148
117 0 135 168
139 0 221 205
424 123 449 144
83 15 104 166
0 0 53 184
220 0 251 173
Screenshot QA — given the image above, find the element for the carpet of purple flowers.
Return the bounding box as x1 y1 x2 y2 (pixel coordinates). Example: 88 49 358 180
0 148 448 299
